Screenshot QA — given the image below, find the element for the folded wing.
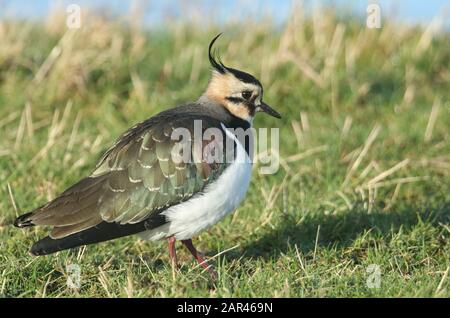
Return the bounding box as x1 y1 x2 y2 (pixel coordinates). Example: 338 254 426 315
18 115 232 242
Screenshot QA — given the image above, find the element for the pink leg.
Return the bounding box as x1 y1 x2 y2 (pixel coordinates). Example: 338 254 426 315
167 236 178 268
181 239 217 278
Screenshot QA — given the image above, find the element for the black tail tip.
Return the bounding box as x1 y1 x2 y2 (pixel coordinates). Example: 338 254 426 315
29 240 47 256
14 212 34 228
29 246 43 256
29 236 58 256
28 249 39 257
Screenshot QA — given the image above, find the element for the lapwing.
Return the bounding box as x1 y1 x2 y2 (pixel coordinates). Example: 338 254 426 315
14 34 281 275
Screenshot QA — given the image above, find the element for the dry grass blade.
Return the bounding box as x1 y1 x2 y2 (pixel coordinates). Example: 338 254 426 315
367 159 410 186
415 16 444 56
343 124 381 187
285 145 328 163
300 112 310 133
64 110 82 163
361 176 429 190
435 266 449 296
14 109 26 151
28 100 72 166
25 102 34 138
341 116 353 138
32 30 74 85
291 120 303 148
323 23 345 80
0 112 20 130
383 183 402 211
424 98 441 143
294 244 307 274
281 51 325 89
7 182 19 216
313 225 320 263
98 267 113 297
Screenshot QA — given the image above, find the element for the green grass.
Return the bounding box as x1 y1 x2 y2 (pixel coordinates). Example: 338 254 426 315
0 11 449 297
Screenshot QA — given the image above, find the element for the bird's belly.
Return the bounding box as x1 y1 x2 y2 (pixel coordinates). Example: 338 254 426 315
163 157 252 240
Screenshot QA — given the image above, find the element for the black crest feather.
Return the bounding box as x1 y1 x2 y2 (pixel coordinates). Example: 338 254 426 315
208 33 227 74
207 33 262 87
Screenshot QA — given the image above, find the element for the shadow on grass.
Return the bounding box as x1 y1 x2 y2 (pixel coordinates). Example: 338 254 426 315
239 202 450 260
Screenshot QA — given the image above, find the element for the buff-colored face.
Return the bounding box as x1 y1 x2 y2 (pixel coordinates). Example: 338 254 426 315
205 71 266 122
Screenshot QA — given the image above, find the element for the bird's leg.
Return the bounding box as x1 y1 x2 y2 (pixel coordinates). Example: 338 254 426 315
167 236 178 268
181 239 217 278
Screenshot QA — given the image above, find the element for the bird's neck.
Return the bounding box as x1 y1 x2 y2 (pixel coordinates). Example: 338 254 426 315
197 95 252 130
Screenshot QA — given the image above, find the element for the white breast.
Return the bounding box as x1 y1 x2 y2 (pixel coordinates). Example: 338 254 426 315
139 125 253 241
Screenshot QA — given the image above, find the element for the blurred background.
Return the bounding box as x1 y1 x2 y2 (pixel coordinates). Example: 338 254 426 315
1 0 449 28
0 1 449 297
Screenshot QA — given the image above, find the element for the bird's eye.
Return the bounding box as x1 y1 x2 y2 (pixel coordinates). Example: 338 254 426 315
242 90 252 100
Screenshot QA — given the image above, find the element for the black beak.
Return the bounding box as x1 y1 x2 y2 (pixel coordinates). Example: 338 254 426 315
259 102 281 119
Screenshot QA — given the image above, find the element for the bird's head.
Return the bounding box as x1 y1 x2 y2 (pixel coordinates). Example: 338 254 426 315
203 33 281 123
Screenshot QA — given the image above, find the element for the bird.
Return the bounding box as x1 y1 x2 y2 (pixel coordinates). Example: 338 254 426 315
14 33 281 275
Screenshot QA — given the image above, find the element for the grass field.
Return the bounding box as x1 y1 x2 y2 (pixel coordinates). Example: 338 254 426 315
0 9 449 297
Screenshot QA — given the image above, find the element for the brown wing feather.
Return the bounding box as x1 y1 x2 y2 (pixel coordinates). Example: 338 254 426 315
29 176 108 226
50 215 102 239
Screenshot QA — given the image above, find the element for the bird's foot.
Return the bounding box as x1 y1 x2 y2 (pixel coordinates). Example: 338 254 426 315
182 239 217 279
